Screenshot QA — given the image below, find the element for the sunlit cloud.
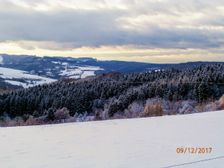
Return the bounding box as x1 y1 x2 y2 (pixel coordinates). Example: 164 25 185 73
0 41 223 63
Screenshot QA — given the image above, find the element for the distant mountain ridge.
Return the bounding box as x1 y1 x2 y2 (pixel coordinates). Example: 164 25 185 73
0 54 223 89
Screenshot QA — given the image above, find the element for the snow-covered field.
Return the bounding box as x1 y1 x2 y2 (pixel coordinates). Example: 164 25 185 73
0 64 103 88
0 67 56 88
0 111 223 168
59 66 103 79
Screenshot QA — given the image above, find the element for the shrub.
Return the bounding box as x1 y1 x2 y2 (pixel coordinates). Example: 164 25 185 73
47 108 55 121
143 103 163 117
25 116 41 126
219 95 224 110
126 101 144 118
54 107 70 120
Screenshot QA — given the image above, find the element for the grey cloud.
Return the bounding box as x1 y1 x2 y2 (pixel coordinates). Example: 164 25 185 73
0 4 127 47
0 0 224 50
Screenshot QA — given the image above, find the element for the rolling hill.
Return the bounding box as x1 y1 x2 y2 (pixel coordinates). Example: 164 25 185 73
0 54 222 89
0 110 223 168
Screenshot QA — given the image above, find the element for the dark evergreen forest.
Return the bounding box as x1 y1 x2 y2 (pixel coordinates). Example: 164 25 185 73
0 63 223 120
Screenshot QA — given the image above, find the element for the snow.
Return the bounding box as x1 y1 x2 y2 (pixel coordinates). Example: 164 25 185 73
4 80 29 88
0 111 223 168
77 66 103 71
51 61 69 66
60 68 82 76
81 70 95 78
0 56 3 64
59 66 103 79
0 67 56 88
51 61 61 64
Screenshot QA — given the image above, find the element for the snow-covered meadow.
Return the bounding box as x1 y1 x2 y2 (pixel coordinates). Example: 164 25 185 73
59 66 104 79
0 67 56 88
0 111 223 168
0 60 103 88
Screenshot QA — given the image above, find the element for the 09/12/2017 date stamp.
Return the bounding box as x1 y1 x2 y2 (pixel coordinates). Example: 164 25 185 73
176 147 213 154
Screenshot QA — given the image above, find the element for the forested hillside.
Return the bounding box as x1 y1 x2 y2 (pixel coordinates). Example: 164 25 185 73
0 63 224 126
0 54 222 90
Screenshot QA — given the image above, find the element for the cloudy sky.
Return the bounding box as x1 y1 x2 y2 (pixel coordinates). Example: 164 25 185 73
0 0 224 63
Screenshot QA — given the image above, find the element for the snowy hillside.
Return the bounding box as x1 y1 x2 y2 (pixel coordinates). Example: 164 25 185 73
59 65 103 79
0 67 56 88
0 56 3 64
0 55 105 88
0 65 102 88
0 54 222 89
0 111 223 168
